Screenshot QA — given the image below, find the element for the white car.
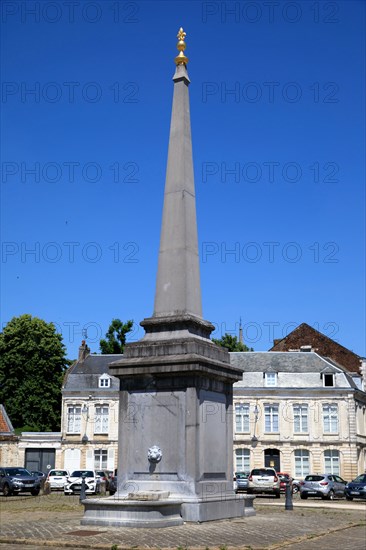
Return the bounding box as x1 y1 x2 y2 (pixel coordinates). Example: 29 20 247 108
64 470 100 495
247 467 281 498
46 469 69 490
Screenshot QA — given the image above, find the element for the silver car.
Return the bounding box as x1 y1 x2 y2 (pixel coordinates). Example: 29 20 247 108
300 474 347 500
235 471 250 493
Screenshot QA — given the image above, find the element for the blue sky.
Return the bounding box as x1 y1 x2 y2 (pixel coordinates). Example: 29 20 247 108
1 0 365 360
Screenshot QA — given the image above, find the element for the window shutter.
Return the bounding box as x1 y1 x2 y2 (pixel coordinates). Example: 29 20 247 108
86 449 94 469
107 448 115 470
64 448 81 472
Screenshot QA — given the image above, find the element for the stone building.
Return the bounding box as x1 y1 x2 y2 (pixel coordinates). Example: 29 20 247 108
58 337 366 482
0 404 18 465
60 341 119 472
231 351 366 481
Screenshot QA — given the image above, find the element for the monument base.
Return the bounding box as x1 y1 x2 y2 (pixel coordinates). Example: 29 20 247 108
181 494 256 521
81 496 183 528
81 494 255 527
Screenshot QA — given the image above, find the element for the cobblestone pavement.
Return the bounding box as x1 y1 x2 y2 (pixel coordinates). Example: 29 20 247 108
0 493 365 549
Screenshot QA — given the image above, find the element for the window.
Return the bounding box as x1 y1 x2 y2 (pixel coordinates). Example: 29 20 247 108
235 404 249 433
265 372 277 387
293 404 308 433
67 405 81 433
94 405 109 434
324 450 340 475
99 374 111 388
294 449 310 477
264 404 279 432
323 374 334 387
235 448 250 472
323 404 338 433
94 449 108 469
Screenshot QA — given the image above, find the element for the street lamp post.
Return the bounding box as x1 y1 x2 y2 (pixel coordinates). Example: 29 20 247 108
82 403 89 444
251 404 259 444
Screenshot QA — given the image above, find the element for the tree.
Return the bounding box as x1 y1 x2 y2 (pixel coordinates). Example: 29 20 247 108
0 314 68 431
99 319 133 354
212 333 253 352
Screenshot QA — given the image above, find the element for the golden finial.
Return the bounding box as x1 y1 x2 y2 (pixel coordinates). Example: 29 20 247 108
175 27 189 65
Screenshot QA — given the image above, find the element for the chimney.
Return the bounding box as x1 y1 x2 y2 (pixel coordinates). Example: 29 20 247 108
78 340 90 362
360 358 366 392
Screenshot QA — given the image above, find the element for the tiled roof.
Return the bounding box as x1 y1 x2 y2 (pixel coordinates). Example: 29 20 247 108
62 354 121 392
0 404 14 433
230 351 341 373
269 323 362 373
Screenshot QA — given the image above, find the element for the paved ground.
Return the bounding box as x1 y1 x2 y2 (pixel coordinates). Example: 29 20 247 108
0 493 365 550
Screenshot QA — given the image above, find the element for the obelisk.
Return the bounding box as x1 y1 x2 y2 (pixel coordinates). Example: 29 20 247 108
82 28 248 527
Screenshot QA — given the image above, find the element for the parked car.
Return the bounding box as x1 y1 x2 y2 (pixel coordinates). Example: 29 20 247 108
0 467 41 496
96 470 110 490
30 471 47 487
46 469 69 490
234 471 250 493
291 478 301 493
300 474 347 500
247 468 281 498
345 474 366 500
64 470 100 495
108 469 118 496
277 472 292 493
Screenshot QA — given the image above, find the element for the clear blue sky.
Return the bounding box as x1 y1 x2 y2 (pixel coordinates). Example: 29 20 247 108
1 0 365 360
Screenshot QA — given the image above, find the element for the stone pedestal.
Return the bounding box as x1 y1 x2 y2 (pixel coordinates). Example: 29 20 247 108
82 316 250 526
82 496 184 528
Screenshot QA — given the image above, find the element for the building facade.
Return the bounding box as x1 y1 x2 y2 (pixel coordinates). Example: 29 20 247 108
231 351 366 481
60 342 119 472
4 330 364 480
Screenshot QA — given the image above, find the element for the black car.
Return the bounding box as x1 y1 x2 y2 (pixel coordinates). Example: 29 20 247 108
345 474 366 500
0 467 41 496
108 469 118 496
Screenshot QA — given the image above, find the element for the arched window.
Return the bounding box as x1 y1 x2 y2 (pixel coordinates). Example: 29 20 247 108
324 450 340 475
294 449 310 477
235 448 250 472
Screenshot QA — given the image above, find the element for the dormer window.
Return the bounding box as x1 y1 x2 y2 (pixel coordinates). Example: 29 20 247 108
300 345 312 352
99 374 111 388
265 372 277 387
323 373 334 387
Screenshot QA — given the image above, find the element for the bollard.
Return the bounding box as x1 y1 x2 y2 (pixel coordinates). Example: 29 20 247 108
100 480 106 495
79 474 87 503
285 479 293 510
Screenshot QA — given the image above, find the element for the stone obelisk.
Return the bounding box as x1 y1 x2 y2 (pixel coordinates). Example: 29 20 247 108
82 28 247 527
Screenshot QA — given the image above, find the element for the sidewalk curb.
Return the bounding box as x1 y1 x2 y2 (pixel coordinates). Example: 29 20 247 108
257 501 366 511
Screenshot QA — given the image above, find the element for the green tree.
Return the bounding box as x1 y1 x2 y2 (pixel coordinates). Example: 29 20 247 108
0 314 68 431
99 319 133 354
212 333 253 352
